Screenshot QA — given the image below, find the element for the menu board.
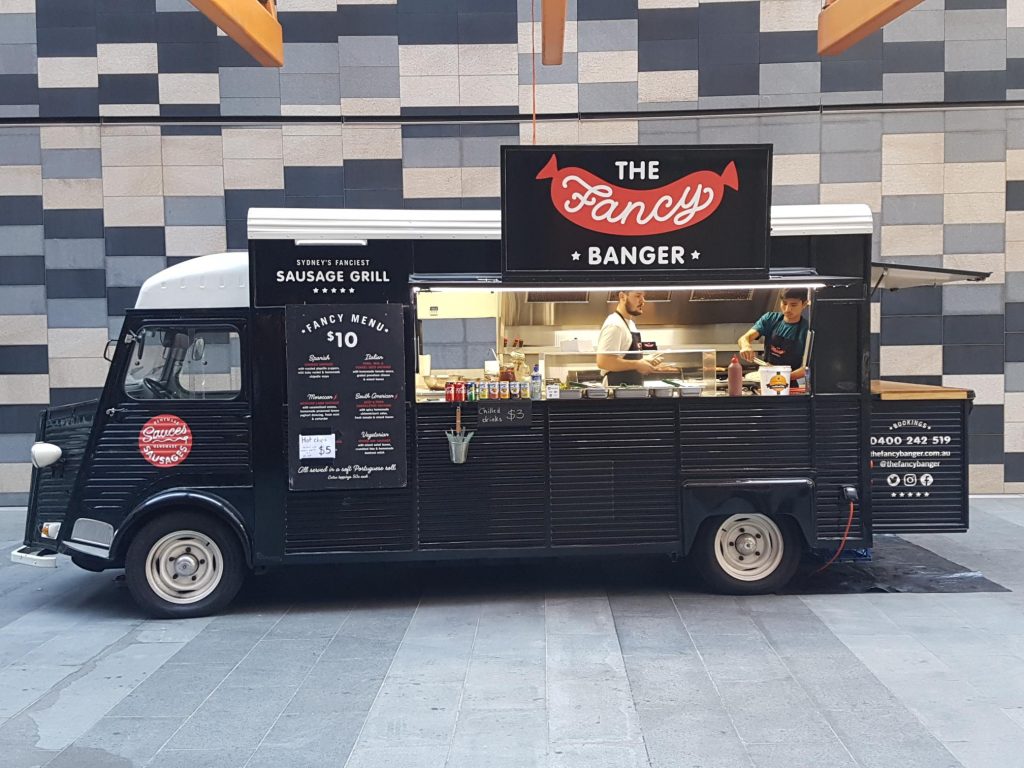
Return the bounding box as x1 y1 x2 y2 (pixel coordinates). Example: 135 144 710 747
502 145 772 281
285 304 407 491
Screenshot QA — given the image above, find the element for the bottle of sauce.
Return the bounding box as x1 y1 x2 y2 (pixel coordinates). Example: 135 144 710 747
728 356 743 397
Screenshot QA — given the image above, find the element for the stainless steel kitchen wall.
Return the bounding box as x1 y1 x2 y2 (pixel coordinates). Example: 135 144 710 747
0 0 1020 500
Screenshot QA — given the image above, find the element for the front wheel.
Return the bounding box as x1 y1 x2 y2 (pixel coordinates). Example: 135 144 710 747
691 513 801 595
125 512 246 618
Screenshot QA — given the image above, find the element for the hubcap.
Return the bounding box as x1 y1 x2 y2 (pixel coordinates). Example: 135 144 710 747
146 530 223 605
713 515 784 582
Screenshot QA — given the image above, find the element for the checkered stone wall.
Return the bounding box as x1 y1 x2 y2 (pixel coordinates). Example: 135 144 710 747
1 0 1023 501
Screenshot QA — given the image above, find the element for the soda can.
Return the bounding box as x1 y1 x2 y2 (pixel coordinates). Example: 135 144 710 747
509 381 520 398
488 381 499 399
445 381 455 402
465 381 475 401
499 381 510 399
454 381 466 402
478 380 489 399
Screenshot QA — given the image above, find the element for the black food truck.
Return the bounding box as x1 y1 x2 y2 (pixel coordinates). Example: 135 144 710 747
13 145 987 618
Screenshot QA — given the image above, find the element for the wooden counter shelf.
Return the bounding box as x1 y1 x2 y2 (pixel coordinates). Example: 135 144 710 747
871 379 972 401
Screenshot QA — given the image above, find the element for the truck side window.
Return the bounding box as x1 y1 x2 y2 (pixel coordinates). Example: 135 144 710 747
124 326 242 401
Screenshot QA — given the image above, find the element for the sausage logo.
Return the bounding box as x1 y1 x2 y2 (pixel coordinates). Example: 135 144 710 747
536 154 739 236
139 414 192 468
767 373 789 393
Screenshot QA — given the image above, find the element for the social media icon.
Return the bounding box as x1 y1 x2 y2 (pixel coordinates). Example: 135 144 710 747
920 474 933 487
903 474 917 487
887 474 900 487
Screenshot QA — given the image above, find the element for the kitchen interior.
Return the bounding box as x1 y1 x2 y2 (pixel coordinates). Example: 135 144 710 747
413 287 810 402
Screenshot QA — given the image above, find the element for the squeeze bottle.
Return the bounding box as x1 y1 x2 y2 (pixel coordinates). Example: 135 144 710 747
728 356 743 397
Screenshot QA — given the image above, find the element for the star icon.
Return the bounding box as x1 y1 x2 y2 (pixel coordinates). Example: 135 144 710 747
312 287 320 294
898 492 905 498
923 492 929 498
331 287 337 294
349 287 356 294
690 250 700 260
571 251 581 261
891 492 896 498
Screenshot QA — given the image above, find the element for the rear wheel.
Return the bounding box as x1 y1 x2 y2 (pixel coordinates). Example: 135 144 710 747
692 513 801 595
125 512 245 618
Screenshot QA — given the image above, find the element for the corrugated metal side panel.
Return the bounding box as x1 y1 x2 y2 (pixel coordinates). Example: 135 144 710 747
80 403 251 514
814 397 864 539
285 410 415 553
870 400 968 534
416 406 547 549
28 401 97 526
678 397 812 477
548 401 678 546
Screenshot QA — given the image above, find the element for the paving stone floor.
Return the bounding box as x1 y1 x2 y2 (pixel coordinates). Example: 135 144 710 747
0 497 1022 768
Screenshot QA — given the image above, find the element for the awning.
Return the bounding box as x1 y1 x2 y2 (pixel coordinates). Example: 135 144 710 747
870 262 990 292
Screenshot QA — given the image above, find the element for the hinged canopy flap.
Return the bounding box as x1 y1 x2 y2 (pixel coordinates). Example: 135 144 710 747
870 262 990 291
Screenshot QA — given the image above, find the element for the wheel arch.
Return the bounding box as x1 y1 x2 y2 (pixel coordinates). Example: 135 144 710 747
112 489 253 567
681 478 815 556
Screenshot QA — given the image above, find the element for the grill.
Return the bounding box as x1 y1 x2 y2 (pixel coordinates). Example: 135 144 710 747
28 401 96 530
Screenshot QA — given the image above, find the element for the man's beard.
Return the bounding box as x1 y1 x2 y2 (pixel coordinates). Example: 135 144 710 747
626 305 643 316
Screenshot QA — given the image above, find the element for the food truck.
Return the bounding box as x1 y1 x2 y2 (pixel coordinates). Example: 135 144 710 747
13 145 985 618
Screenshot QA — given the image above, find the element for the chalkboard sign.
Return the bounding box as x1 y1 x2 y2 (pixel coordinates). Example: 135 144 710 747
285 304 407 491
477 400 532 428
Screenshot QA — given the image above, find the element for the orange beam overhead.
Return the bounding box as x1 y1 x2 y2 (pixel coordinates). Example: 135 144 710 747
818 0 924 56
541 0 567 66
189 0 283 67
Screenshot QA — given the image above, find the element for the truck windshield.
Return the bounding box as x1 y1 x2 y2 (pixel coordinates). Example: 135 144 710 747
124 326 241 401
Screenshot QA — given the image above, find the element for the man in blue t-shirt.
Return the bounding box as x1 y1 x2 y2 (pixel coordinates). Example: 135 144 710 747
738 288 809 382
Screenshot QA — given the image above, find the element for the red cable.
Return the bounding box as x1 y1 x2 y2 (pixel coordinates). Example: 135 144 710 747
814 500 856 574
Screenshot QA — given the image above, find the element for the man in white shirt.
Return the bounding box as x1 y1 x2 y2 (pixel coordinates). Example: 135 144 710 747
596 290 675 386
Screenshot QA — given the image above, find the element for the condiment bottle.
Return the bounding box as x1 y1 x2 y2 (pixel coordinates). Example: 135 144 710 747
728 356 743 397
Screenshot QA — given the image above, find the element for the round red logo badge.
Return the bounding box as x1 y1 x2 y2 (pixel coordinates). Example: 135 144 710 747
139 414 193 468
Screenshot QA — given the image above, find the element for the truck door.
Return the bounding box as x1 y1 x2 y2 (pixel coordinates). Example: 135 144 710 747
78 318 253 526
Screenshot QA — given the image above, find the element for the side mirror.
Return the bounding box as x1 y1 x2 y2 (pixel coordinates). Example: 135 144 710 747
190 337 206 362
103 339 117 362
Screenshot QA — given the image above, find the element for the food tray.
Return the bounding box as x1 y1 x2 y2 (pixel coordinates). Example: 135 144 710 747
650 387 675 398
613 387 650 399
556 388 583 399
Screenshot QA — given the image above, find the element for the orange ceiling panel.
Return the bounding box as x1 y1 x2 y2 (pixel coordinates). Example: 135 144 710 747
819 0 925 56
189 0 283 67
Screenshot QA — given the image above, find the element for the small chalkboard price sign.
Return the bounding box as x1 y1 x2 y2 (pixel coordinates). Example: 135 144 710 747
477 401 532 428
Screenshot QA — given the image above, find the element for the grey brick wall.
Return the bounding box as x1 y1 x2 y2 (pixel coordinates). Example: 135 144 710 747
0 0 1021 499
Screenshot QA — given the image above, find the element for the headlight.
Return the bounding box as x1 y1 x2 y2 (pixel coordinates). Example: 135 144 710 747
40 522 61 539
30 442 62 468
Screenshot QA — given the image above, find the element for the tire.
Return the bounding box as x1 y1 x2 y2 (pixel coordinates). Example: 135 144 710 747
691 513 801 595
124 511 246 618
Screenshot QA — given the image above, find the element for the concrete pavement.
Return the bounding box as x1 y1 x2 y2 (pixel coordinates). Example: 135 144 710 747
0 499 1021 768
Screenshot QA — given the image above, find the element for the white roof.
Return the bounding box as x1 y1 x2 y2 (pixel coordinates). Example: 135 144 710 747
246 204 874 241
136 252 248 310
135 205 876 310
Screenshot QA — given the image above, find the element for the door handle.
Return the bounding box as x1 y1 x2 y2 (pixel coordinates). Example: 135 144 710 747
105 407 127 419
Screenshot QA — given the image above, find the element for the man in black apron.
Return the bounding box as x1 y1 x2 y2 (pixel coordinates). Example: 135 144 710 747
738 288 810 381
597 290 675 385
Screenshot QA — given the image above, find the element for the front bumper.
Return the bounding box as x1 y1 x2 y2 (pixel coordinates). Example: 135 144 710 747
10 545 57 568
